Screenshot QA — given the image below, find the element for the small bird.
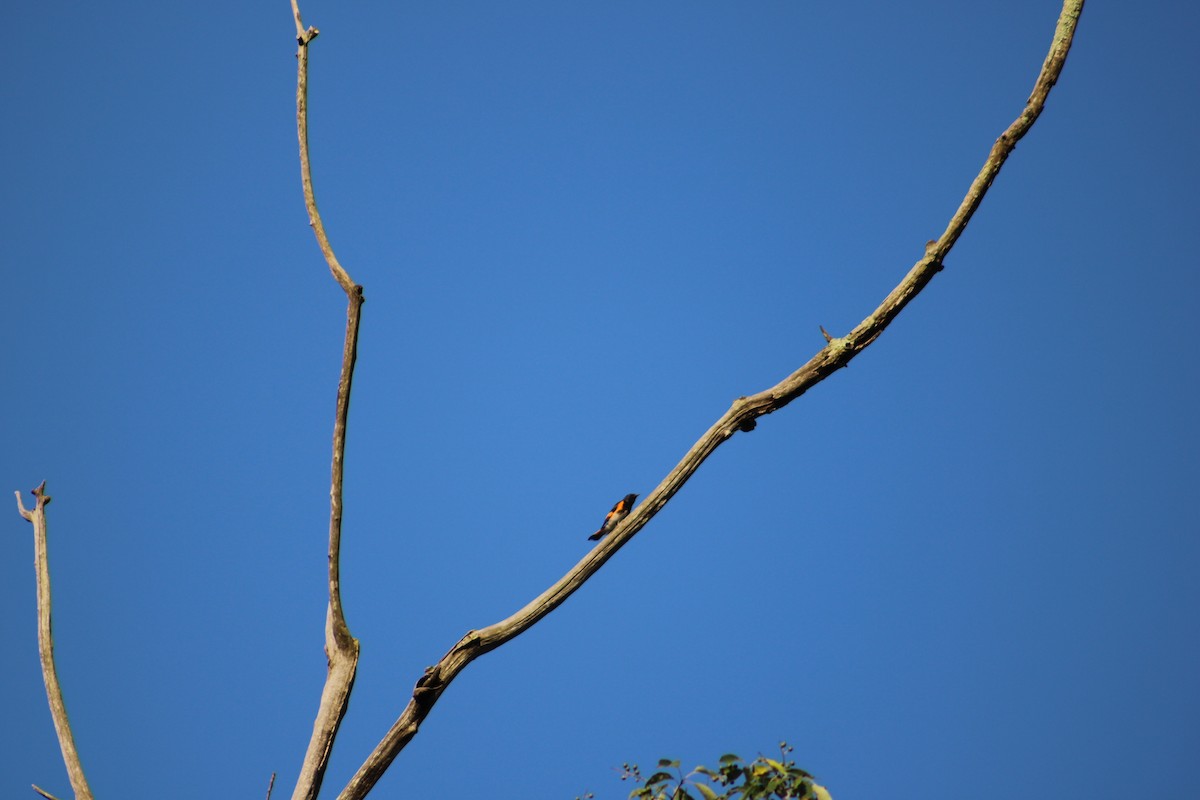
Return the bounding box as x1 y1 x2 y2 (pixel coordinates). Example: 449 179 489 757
588 493 638 540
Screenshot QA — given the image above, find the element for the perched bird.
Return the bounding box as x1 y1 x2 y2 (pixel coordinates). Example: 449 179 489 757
588 493 638 541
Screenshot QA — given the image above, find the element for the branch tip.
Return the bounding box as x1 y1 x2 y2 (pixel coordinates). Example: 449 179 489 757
819 325 833 343
32 785 62 800
16 481 50 520
16 490 32 520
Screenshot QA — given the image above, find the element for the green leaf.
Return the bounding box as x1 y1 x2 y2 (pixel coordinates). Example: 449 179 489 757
695 783 720 800
811 783 833 800
719 754 741 765
646 772 674 786
660 759 681 768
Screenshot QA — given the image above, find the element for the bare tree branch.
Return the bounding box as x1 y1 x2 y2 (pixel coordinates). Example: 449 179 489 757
32 784 64 800
289 2 364 799
288 0 306 45
15 483 94 800
331 2 1085 797
291 1 354 296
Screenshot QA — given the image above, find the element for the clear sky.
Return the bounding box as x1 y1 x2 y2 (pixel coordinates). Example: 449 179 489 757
3 2 1198 799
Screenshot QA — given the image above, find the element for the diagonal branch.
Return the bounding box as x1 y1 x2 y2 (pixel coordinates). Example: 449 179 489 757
15 483 95 800
334 2 1085 797
289 2 364 799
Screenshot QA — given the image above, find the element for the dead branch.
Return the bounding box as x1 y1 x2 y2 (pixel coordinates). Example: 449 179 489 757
331 2 1085 797
288 2 364 799
15 483 94 800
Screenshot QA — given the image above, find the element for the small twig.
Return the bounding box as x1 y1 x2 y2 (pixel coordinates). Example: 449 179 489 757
818 325 834 343
334 3 1085 798
266 772 277 800
289 2 363 800
16 483 95 800
289 0 305 42
31 785 63 800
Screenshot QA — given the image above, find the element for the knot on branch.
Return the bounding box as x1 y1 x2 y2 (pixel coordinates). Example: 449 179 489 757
413 666 443 710
924 240 945 272
819 325 850 357
297 26 320 46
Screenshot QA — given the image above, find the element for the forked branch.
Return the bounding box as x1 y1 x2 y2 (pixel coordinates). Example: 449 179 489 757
289 2 364 799
15 483 94 800
332 2 1085 797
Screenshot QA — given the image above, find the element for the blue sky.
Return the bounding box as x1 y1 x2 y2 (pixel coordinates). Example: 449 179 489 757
3 2 1198 798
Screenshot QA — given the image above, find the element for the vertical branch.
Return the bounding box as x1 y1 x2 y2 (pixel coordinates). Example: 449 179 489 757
292 1 355 295
15 483 95 800
290 2 364 799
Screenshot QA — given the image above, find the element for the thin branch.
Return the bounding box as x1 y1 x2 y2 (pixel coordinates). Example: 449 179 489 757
334 3 1085 797
290 2 364 799
289 0 306 43
32 785 64 800
15 483 95 800
293 6 350 294
266 772 277 800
